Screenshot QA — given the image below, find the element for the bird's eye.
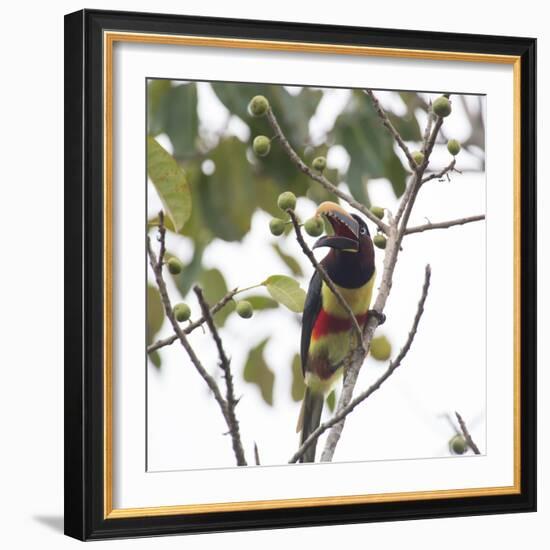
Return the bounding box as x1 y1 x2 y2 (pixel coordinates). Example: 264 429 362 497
360 227 367 235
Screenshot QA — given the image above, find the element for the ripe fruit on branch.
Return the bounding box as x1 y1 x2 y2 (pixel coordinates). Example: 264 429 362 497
173 303 191 322
248 95 269 117
269 218 286 236
253 135 271 157
312 156 327 172
236 300 253 319
167 257 183 275
433 96 452 118
277 191 297 211
304 216 324 237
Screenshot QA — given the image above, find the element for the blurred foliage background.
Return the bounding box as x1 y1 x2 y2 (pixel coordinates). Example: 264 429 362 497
146 79 485 411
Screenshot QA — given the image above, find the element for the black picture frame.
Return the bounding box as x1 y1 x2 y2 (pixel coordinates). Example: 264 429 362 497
64 8 536 541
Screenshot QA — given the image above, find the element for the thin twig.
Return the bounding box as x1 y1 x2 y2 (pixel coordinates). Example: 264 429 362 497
147 288 239 353
396 113 446 234
265 107 389 234
455 411 481 455
364 89 418 171
421 105 435 154
421 158 457 184
146 226 228 425
290 265 432 463
405 214 485 236
147 213 249 467
194 286 247 465
288 209 365 349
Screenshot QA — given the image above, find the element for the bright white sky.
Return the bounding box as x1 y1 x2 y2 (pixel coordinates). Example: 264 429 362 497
147 86 486 472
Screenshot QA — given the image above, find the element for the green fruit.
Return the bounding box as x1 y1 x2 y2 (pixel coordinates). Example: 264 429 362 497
370 335 391 361
304 216 324 237
449 434 468 455
248 95 269 117
269 218 286 236
173 303 191 323
370 206 385 220
277 191 297 211
312 156 327 172
253 135 271 157
412 151 425 165
167 257 183 275
236 300 253 319
447 139 461 156
433 96 452 117
373 234 387 249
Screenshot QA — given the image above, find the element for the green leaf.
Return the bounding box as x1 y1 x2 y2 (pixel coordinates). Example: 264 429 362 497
198 137 256 242
243 339 275 406
271 243 303 277
147 285 164 368
147 81 199 159
245 295 279 311
383 153 407 199
164 83 199 159
262 275 306 313
326 390 336 412
211 83 322 145
149 350 162 368
147 79 172 136
291 353 305 402
211 83 313 199
199 268 234 326
170 244 205 299
147 136 192 232
333 90 409 200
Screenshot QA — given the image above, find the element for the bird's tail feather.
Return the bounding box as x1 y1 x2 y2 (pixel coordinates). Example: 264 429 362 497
299 388 324 463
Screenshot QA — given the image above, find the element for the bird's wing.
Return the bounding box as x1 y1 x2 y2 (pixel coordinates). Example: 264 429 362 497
300 269 323 377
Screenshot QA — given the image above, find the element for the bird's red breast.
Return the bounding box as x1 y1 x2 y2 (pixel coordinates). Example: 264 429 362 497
311 308 368 341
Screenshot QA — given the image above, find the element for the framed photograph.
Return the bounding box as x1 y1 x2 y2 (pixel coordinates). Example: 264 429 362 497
64 9 536 541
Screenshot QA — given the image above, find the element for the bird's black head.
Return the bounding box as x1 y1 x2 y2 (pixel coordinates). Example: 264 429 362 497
312 202 371 254
312 202 375 288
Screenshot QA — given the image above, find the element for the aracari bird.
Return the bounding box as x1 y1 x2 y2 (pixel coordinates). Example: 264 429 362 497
298 201 376 462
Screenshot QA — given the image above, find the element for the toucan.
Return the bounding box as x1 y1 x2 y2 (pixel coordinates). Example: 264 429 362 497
297 201 376 463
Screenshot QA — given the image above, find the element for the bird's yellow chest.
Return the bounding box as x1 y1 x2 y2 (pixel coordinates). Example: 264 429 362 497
307 273 375 388
321 276 375 318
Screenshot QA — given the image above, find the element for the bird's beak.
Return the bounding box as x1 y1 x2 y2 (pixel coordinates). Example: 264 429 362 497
312 201 360 252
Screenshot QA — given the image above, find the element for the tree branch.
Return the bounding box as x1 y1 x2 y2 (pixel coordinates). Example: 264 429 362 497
265 107 389 234
405 214 485 236
320 94 448 461
147 222 228 421
421 158 456 184
455 411 481 455
287 208 365 349
147 288 239 353
364 89 418 171
147 212 248 466
193 286 247 465
290 265 432 463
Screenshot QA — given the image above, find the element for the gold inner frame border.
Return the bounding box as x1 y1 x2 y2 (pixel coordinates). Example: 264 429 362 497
102 30 522 519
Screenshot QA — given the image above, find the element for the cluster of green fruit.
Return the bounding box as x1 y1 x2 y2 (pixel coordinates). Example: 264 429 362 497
248 95 328 175
165 257 253 321
269 191 325 238
248 95 273 157
368 205 388 250
409 96 461 166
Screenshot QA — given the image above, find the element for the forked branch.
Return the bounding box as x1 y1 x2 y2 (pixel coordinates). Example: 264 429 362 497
194 286 247 465
290 265 432 463
147 211 246 466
